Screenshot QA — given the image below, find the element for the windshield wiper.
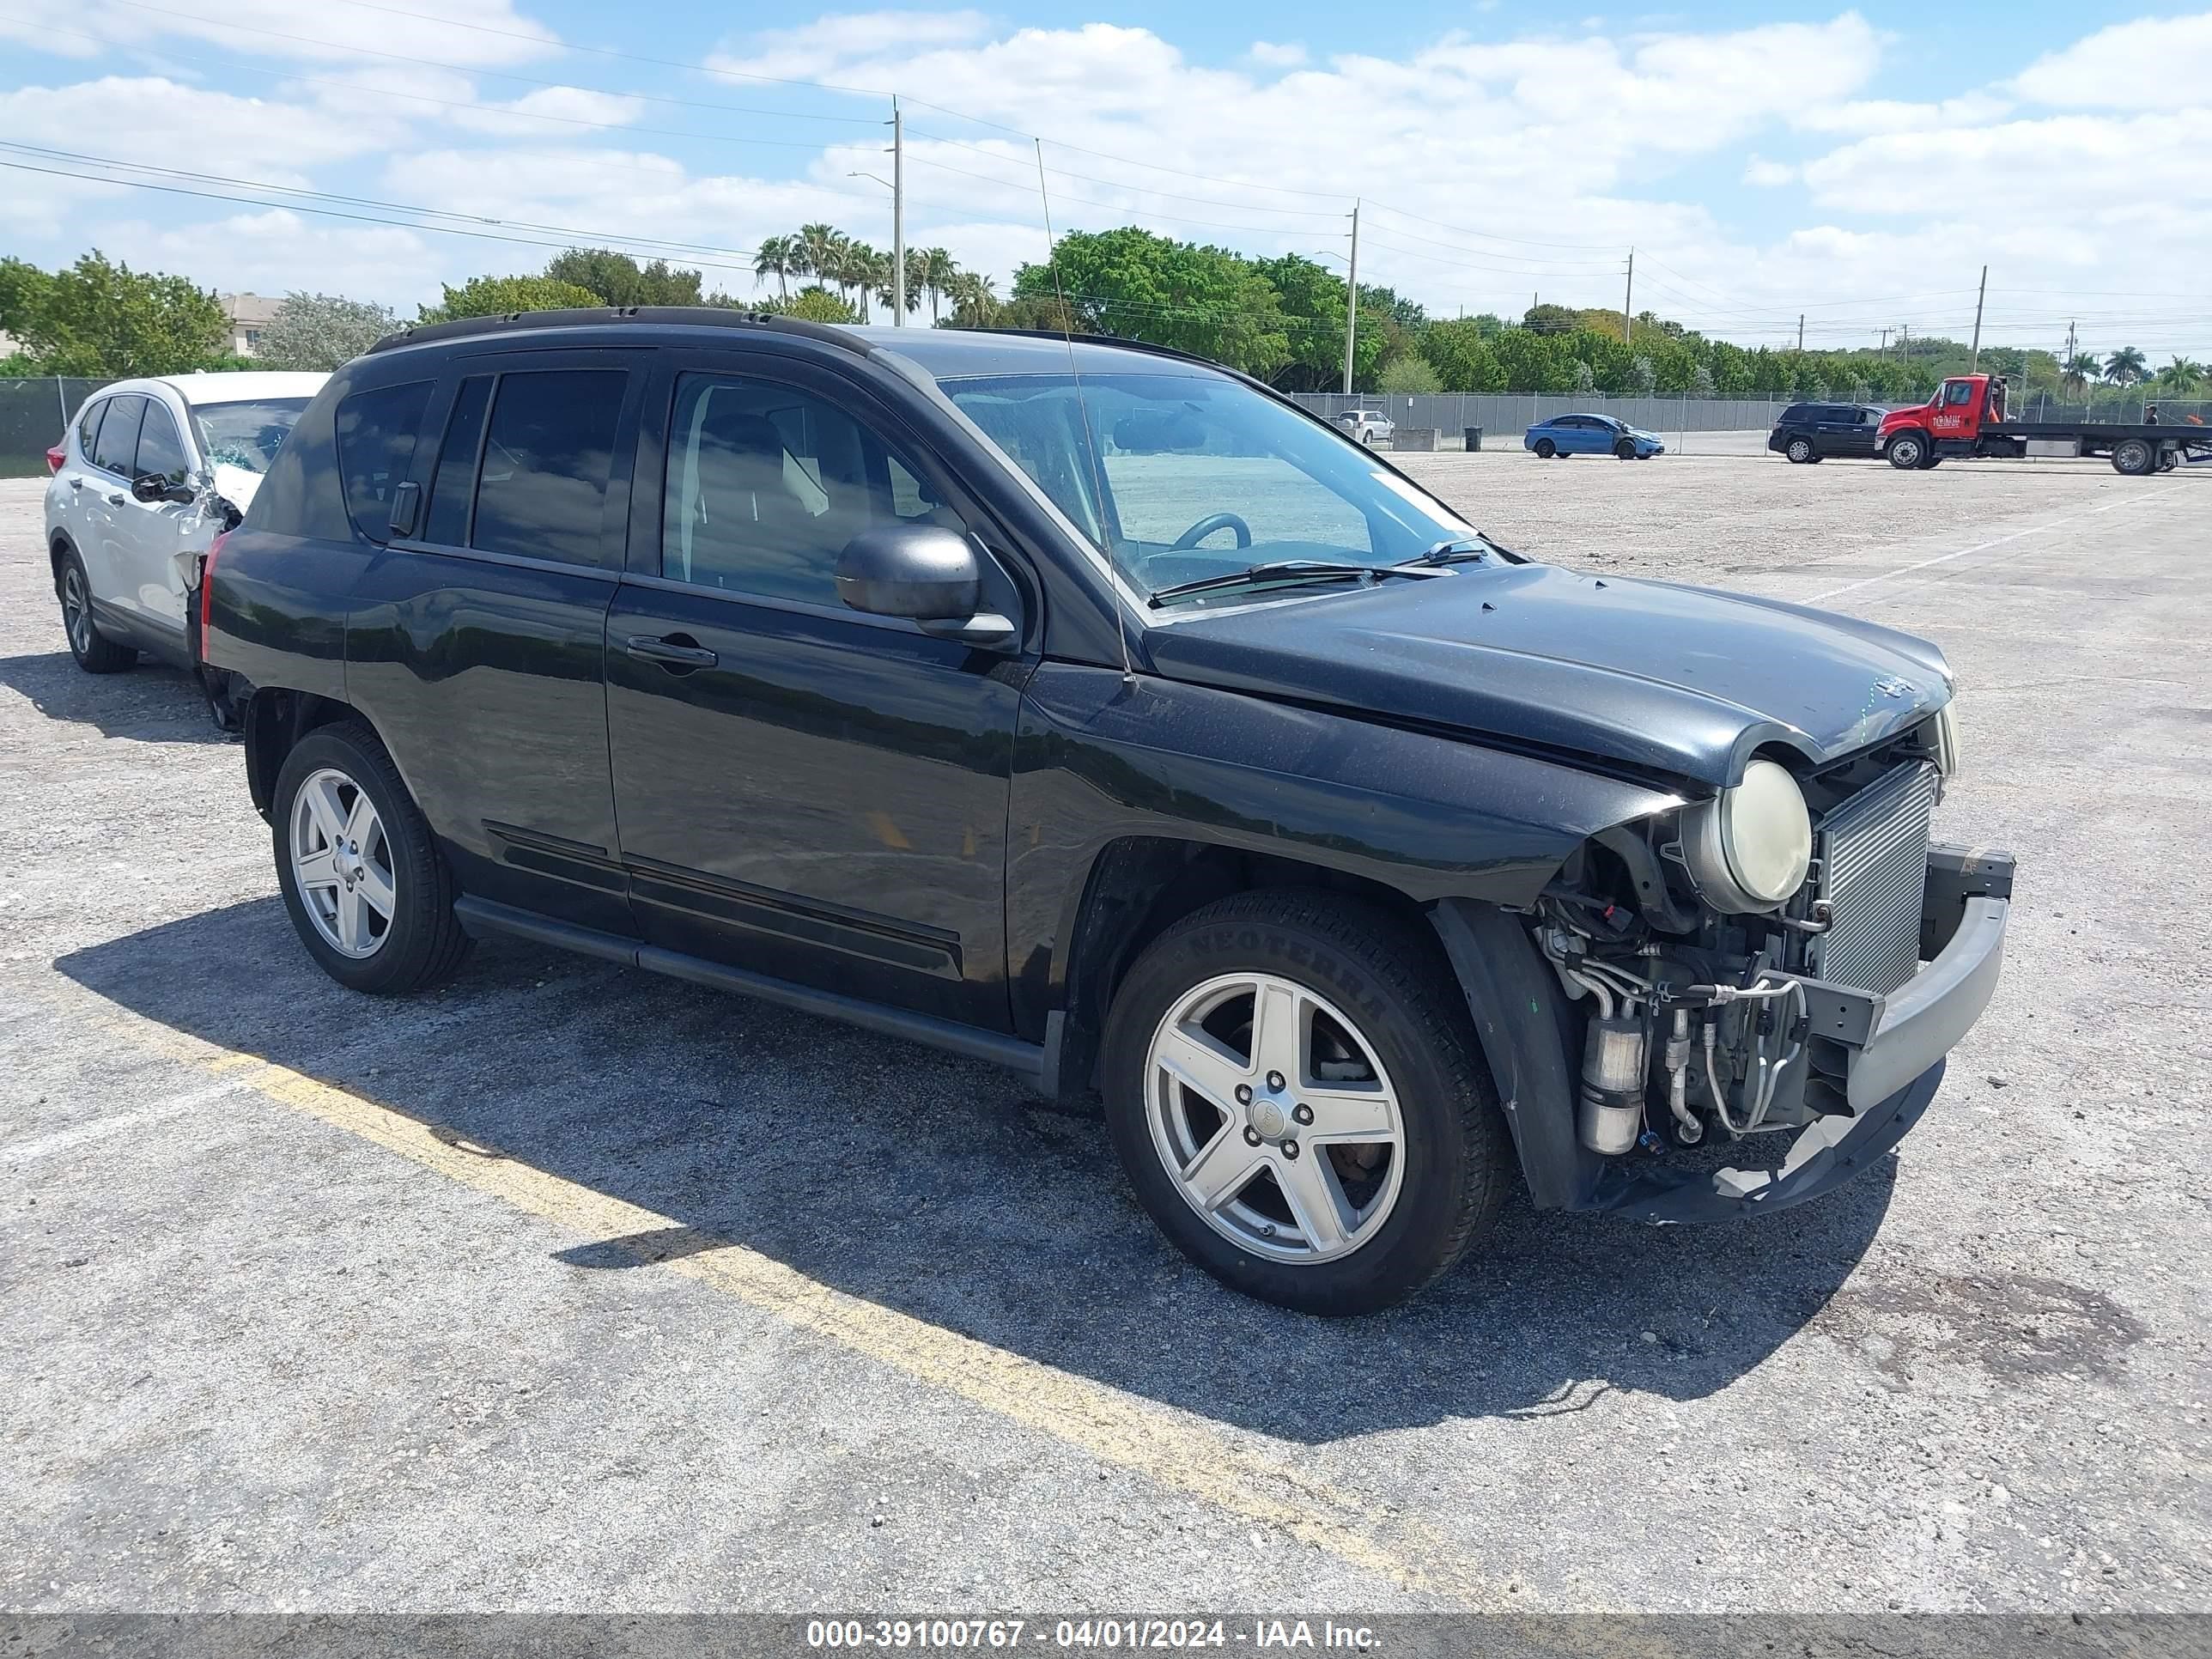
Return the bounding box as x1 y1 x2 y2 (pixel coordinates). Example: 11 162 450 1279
1395 531 1517 568
1146 559 1438 608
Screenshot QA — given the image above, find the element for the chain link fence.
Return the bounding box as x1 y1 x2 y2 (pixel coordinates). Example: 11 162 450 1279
1 377 114 477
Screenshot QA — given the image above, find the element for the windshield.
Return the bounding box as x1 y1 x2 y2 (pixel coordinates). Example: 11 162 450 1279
191 398 312 475
940 370 1477 600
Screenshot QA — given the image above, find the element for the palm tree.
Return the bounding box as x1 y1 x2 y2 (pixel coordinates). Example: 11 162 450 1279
2103 345 2149 386
836 241 885 321
920 246 957 324
2061 350 2100 398
2155 355 2205 394
793 223 847 296
752 235 794 300
942 270 997 326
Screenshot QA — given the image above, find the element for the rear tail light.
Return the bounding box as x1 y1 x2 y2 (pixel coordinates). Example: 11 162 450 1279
198 530 230 660
46 443 66 474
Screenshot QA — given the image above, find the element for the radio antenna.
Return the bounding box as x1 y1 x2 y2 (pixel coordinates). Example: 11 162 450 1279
1036 137 1135 687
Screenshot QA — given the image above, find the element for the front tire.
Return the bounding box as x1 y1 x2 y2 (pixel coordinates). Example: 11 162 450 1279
1101 893 1509 1316
1613 436 1637 459
271 720 472 994
1886 431 1927 470
1784 436 1815 465
56 550 136 673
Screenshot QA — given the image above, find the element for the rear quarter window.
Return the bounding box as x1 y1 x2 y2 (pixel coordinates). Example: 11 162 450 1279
334 380 434 542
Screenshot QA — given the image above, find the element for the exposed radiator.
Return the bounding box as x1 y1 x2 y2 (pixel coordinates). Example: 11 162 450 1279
1815 762 1940 995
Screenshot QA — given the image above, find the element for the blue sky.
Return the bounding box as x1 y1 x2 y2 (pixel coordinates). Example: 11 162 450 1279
3 3 2208 358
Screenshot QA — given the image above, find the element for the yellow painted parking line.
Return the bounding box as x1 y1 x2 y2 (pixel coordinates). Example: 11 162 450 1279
38 979 1498 1604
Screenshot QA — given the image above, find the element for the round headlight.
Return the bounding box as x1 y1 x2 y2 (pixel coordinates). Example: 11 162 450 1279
1680 758 1814 914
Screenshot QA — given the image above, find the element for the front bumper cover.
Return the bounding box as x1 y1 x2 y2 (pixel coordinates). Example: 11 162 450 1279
1589 845 2013 1224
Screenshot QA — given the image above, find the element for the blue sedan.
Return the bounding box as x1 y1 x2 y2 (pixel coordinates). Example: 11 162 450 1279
1524 412 1666 459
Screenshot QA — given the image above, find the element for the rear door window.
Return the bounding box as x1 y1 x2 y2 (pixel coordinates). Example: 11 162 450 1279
422 375 493 548
135 402 191 486
91 395 145 476
334 380 434 543
76 398 106 459
469 368 627 567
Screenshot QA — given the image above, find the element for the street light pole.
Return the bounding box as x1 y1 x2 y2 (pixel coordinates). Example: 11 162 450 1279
1969 263 1987 368
892 98 905 327
1342 199 1360 397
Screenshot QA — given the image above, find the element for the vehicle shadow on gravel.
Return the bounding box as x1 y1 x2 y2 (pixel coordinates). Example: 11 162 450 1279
0 652 227 745
59 897 1894 1443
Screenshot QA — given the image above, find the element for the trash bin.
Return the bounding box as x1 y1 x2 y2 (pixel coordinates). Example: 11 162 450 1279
1463 426 1483 453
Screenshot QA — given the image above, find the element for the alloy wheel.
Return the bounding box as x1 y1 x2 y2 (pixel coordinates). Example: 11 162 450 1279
1144 972 1407 1265
62 566 92 656
289 767 396 958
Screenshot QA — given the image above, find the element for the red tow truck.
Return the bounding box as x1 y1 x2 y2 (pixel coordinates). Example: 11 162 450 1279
1876 373 2211 476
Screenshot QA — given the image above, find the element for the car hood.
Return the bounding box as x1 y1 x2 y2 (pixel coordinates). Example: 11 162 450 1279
1142 562 1952 789
212 461 263 510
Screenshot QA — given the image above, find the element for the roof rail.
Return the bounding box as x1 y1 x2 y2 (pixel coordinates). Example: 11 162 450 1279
365 305 874 359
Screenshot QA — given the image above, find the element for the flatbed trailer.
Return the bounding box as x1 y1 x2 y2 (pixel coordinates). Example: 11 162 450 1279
1875 374 2212 475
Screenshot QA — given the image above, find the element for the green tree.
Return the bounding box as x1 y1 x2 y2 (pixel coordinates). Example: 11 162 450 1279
753 235 797 300
544 248 702 307
421 275 603 322
917 247 958 324
1376 353 1440 394
1415 318 1503 392
2154 356 2205 393
793 223 849 300
1690 365 1716 398
940 270 1000 326
1252 254 1378 390
2102 346 2148 385
255 292 398 371
1571 360 1596 395
1012 228 1289 378
1628 355 1656 397
762 286 858 324
6 250 226 375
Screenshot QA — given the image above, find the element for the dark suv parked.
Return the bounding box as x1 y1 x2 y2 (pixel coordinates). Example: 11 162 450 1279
1768 402 1887 463
204 309 2010 1314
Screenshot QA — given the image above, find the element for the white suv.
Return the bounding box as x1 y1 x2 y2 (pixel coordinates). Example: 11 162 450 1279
1335 408 1395 446
45 371 325 673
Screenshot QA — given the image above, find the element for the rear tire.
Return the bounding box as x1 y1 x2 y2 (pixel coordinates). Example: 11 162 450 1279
56 550 137 674
271 720 472 994
2112 438 2154 476
1101 892 1509 1316
1784 436 1814 465
1534 438 1556 459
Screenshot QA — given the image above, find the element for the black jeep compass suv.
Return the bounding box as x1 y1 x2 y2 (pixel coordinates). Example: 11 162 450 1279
203 308 2010 1314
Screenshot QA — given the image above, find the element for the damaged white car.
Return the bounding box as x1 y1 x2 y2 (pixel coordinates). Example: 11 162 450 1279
44 371 325 675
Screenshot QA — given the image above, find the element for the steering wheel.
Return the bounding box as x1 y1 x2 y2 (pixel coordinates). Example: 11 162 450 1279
1170 512 1252 550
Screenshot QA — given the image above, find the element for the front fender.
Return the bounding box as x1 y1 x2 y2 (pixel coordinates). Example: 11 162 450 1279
1006 664 1680 1042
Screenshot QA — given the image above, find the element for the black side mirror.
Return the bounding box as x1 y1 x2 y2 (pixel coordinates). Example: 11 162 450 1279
836 523 980 621
133 473 193 506
836 524 1016 647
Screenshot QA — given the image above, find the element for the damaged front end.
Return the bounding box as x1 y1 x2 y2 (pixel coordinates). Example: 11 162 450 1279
1454 708 2012 1223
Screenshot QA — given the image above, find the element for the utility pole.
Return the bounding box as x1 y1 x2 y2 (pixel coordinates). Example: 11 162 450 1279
1969 263 1986 368
1623 248 1634 346
1901 324 1910 368
1879 327 1889 353
891 98 905 326
1341 199 1360 396
1796 314 1804 353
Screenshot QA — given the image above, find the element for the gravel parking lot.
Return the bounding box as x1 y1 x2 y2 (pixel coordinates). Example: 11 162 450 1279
3 450 2207 1615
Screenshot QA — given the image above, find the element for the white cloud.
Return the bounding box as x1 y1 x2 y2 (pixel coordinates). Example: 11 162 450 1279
708 10 993 84
448 85 647 137
1249 41 1307 69
2014 12 2212 111
1743 156 1795 186
0 76 397 167
1794 90 2013 135
89 208 448 309
70 0 561 68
